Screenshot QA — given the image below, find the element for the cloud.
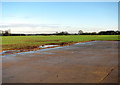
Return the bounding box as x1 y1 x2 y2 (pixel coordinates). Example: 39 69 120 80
0 23 71 28
0 23 76 34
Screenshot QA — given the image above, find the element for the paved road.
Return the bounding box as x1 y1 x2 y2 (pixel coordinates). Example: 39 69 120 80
2 41 118 83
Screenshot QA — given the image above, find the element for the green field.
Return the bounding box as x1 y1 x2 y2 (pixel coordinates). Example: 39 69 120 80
1 35 119 50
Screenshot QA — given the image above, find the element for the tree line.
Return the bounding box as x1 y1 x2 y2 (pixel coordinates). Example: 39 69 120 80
1 30 120 36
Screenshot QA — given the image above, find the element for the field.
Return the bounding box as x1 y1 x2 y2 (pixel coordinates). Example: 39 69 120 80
1 35 119 50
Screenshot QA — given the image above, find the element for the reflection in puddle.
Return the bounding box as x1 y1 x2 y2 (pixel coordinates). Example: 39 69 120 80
39 45 59 48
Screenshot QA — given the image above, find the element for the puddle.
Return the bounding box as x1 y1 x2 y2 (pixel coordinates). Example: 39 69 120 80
75 41 97 45
0 50 21 55
0 51 6 55
1 41 98 57
39 45 59 48
1 46 63 57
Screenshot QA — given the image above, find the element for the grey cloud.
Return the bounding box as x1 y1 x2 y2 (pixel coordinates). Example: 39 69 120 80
0 24 71 28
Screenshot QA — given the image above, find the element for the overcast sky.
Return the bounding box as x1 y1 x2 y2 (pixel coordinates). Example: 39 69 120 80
0 2 118 34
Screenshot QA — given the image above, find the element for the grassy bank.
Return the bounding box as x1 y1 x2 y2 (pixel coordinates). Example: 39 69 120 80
2 35 119 50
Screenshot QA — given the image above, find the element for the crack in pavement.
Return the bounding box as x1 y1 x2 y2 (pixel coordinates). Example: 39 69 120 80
99 67 115 83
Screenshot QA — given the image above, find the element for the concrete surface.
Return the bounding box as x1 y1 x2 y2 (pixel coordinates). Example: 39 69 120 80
2 41 118 83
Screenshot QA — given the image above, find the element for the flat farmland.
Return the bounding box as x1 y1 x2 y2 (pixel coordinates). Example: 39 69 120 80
2 35 119 50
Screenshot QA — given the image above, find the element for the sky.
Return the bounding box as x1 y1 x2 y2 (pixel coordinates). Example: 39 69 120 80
0 2 118 34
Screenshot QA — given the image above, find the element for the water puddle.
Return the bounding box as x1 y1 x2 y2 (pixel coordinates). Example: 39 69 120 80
1 41 98 57
0 51 6 55
0 50 21 55
1 46 63 57
75 41 97 45
39 45 59 48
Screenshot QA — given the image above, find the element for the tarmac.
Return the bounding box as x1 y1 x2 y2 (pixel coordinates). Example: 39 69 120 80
2 41 118 83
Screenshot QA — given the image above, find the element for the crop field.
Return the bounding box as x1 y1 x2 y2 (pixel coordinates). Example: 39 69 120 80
1 35 119 50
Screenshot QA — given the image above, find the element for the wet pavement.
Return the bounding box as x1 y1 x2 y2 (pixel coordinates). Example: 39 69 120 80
2 41 118 83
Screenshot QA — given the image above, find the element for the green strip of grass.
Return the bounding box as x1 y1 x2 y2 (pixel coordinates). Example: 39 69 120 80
2 35 119 50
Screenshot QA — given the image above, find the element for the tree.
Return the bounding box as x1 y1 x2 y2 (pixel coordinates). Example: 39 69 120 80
4 30 9 36
78 30 83 34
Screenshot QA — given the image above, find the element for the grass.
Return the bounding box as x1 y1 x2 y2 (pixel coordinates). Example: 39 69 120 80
1 35 120 50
